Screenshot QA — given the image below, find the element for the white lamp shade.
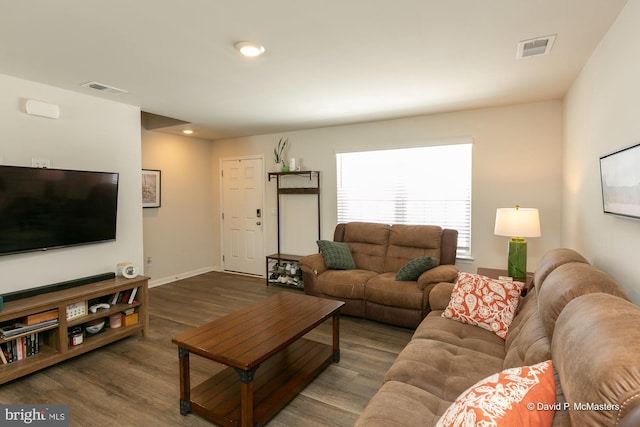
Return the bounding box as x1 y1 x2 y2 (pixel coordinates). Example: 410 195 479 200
494 207 541 238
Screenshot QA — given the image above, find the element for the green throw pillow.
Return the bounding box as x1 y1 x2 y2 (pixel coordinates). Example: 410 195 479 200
395 256 440 281
317 240 357 270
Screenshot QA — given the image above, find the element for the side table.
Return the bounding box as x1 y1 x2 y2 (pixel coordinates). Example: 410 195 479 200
476 267 534 295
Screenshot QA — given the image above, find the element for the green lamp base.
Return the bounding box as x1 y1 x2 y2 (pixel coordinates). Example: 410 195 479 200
507 238 527 280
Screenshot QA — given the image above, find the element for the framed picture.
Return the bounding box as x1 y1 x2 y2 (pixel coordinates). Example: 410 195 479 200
600 142 640 220
142 169 161 208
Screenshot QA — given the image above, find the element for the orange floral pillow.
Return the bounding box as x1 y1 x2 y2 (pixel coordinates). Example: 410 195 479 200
436 360 556 427
442 272 523 339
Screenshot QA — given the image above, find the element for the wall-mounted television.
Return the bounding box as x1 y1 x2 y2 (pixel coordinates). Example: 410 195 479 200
0 166 119 256
599 142 640 220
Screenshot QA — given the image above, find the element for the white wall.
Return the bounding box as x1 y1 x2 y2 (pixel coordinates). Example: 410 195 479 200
564 1 640 303
0 74 143 294
141 130 216 286
211 100 563 275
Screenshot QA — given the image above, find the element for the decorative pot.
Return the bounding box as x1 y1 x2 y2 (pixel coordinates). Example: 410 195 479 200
275 162 283 172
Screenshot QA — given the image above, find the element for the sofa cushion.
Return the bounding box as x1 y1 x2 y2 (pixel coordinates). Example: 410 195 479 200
413 311 506 359
503 289 551 369
384 224 444 272
537 262 629 339
396 256 440 281
343 222 390 273
437 360 555 427
353 380 447 427
385 338 504 402
364 273 425 310
316 240 357 270
443 273 523 339
315 269 376 299
553 294 640 426
533 248 589 291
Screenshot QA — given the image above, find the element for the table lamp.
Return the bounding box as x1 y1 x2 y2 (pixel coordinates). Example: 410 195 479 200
494 206 541 280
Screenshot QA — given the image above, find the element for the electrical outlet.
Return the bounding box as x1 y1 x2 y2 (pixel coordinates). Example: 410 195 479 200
146 256 152 266
32 158 50 168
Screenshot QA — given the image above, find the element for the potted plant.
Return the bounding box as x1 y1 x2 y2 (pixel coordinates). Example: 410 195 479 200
274 137 288 172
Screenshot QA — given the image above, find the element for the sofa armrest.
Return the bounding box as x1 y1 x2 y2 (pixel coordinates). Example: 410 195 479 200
299 253 326 296
416 264 459 290
299 253 327 276
429 282 455 311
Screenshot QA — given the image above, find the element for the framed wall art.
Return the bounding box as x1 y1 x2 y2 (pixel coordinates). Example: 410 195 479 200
142 169 161 208
600 142 640 220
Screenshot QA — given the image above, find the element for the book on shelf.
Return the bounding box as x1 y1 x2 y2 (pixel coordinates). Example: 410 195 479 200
120 290 131 304
24 309 58 326
0 319 58 338
16 337 23 360
127 287 138 304
110 292 121 305
0 333 40 364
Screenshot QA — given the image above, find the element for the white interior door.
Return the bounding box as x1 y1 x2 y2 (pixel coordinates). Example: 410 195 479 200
222 158 264 276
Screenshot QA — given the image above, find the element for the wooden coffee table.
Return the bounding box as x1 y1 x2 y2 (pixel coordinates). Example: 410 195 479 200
171 292 344 427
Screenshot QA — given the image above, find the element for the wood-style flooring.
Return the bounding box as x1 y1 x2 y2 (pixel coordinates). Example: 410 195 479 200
0 272 413 426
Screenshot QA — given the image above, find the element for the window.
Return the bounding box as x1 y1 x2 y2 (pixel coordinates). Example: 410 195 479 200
336 142 472 257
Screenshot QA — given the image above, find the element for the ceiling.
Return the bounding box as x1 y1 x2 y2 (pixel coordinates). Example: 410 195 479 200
0 1 628 140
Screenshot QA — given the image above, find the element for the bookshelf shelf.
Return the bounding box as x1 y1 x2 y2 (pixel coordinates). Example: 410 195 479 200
0 324 59 345
66 301 141 328
65 324 144 357
0 275 148 385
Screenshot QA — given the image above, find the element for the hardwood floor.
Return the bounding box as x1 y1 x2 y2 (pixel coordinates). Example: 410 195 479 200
0 272 413 426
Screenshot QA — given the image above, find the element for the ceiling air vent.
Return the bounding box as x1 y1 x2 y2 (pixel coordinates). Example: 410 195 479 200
81 81 128 95
516 35 556 59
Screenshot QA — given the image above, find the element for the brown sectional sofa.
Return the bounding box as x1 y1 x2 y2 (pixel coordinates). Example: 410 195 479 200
300 222 459 328
354 248 640 426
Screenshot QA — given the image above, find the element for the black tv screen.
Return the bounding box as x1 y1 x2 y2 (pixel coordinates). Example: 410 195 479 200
0 166 119 256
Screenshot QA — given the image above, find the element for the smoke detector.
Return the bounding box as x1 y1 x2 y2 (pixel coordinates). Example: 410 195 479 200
81 81 128 95
516 35 556 59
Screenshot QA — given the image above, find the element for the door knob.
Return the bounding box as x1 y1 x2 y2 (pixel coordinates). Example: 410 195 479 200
256 221 262 225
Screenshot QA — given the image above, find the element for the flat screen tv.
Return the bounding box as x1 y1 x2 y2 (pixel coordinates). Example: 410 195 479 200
599 142 640 220
0 165 119 256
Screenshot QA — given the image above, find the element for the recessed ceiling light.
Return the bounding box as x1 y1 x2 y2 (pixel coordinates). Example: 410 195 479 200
182 129 194 135
235 41 265 57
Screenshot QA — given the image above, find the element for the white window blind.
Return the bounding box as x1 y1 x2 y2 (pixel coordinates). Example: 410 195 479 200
336 143 472 257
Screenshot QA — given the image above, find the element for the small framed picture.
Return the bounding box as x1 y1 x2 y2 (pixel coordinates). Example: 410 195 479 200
142 169 161 208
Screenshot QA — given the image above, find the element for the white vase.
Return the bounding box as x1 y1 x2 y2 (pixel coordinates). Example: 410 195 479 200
275 161 283 172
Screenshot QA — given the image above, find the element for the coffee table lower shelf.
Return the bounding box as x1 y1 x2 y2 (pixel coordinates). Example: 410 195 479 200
185 338 335 427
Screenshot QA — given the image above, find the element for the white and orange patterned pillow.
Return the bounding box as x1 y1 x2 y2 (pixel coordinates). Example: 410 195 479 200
442 272 523 339
436 360 556 427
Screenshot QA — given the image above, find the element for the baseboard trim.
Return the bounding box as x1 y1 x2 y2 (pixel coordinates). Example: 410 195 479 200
148 267 215 288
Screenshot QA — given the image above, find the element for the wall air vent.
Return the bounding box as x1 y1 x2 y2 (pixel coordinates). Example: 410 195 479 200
81 81 128 95
517 35 556 59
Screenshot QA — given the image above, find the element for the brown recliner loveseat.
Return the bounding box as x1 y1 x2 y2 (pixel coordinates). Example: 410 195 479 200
299 222 459 328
